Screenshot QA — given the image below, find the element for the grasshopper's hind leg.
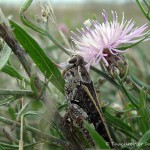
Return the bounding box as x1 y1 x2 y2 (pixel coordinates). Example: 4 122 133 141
62 104 95 146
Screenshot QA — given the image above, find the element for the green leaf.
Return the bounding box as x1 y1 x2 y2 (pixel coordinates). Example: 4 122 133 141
130 75 150 90
138 88 149 134
24 111 51 125
118 32 150 50
19 0 46 35
0 145 5 150
0 44 11 70
0 96 20 106
137 130 150 149
20 0 33 12
1 64 24 81
136 46 150 75
136 0 150 21
28 100 44 111
57 102 67 111
8 106 16 120
104 109 139 140
42 143 62 150
84 121 110 149
10 20 65 94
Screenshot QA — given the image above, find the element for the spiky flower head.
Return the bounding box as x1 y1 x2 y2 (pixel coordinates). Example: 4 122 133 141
71 10 149 70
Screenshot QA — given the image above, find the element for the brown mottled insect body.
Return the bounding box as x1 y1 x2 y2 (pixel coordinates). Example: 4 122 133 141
62 55 113 147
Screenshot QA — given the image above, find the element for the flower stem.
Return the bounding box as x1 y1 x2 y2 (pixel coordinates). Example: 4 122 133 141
90 66 120 89
46 32 69 54
126 76 150 101
117 75 139 109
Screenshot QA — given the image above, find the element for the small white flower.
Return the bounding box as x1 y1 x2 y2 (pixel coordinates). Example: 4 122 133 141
84 19 92 28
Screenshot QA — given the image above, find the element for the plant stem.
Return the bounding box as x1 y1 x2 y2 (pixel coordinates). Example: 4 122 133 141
117 75 139 109
19 114 24 150
129 75 150 90
90 66 120 89
143 0 150 8
136 0 150 20
0 18 31 77
0 89 34 96
46 33 69 55
0 9 43 95
0 141 42 149
126 76 150 101
0 116 71 149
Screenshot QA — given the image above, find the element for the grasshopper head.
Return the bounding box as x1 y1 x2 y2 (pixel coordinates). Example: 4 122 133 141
61 55 86 76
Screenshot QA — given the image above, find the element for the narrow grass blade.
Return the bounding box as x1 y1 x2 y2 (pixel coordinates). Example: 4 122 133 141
2 64 24 81
0 44 11 70
84 121 110 149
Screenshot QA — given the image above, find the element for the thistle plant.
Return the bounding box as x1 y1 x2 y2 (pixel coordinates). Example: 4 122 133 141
71 10 149 70
0 0 150 150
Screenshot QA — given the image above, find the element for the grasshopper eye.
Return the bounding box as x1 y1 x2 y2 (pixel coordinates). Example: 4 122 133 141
68 55 85 66
68 56 77 64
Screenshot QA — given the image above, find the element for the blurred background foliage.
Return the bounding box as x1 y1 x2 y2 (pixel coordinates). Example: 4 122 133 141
0 0 150 150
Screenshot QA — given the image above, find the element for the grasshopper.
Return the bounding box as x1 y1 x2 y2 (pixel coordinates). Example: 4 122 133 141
62 55 113 147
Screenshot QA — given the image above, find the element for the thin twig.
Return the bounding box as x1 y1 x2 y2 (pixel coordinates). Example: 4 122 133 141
19 98 24 150
0 10 31 77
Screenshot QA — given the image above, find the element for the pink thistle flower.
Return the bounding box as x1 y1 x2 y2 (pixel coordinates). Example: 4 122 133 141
71 10 149 70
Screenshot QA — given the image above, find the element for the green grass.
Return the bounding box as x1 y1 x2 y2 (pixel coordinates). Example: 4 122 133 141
0 0 150 150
